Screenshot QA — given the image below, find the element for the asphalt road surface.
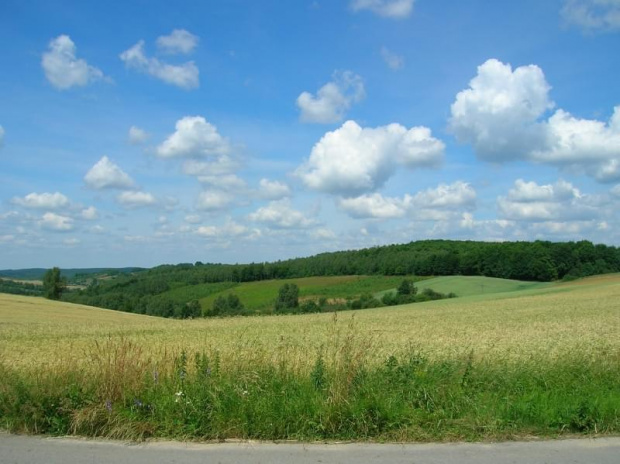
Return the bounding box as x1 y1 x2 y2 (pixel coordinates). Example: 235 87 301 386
1 434 618 464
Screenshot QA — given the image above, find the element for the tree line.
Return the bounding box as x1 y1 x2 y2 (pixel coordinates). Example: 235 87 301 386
0 278 43 297
100 239 618 284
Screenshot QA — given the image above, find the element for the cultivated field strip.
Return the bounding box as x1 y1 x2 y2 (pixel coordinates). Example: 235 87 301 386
1 275 618 371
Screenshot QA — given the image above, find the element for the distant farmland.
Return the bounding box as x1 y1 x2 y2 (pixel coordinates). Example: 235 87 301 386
0 267 144 281
161 274 548 313
178 275 427 312
375 275 552 299
3 275 616 369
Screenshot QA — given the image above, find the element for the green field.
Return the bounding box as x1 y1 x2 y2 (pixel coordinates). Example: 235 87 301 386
168 275 552 314
161 281 238 305
376 275 552 299
162 275 427 312
1 274 619 441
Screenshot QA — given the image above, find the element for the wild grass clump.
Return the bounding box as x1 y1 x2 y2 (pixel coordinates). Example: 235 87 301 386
1 318 618 441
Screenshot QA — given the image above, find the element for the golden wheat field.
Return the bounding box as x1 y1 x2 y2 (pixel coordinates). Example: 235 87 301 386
1 274 619 374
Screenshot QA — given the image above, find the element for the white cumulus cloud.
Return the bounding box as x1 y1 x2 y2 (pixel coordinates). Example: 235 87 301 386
81 206 98 220
297 71 365 123
529 220 602 237
408 181 477 209
196 191 235 211
196 220 248 238
248 199 316 229
497 179 599 221
296 120 444 196
157 116 230 158
12 192 70 210
156 29 199 54
561 0 620 32
42 35 106 90
338 182 476 219
120 40 199 89
339 194 407 219
84 156 135 190
39 212 74 232
503 179 579 203
128 126 149 144
117 191 158 208
534 107 620 181
450 58 620 182
458 212 514 236
258 179 291 200
449 58 553 161
595 159 620 183
350 0 415 18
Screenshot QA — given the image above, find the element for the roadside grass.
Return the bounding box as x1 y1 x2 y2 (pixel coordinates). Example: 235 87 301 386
0 274 619 441
2 342 618 441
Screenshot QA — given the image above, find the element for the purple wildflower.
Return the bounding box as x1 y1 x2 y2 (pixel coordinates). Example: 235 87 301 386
105 400 112 412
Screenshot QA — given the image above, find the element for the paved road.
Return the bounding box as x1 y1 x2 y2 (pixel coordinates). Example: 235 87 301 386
1 434 618 464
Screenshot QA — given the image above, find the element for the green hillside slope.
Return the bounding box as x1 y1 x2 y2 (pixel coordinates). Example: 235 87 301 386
194 275 422 312
376 275 552 299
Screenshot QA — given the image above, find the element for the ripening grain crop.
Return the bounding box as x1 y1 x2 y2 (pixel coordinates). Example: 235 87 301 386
1 275 619 441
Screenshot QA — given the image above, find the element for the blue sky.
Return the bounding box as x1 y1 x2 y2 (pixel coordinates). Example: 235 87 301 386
1 0 619 268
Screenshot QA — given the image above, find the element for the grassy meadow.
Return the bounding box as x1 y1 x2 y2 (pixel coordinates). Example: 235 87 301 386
375 275 551 299
0 274 619 441
160 275 426 313
162 274 545 314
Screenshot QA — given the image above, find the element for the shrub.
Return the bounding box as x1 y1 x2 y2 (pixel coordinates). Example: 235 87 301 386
174 300 201 319
209 294 246 317
274 284 299 313
381 292 398 306
300 300 320 314
348 293 382 310
397 279 417 296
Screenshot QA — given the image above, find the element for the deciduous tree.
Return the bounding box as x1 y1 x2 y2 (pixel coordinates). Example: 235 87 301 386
275 283 299 313
43 267 66 300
